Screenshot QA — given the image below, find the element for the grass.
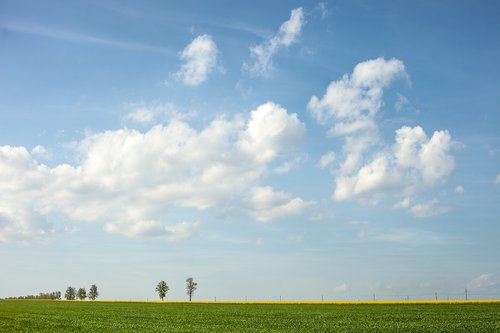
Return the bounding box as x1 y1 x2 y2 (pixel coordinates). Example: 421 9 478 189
0 299 499 332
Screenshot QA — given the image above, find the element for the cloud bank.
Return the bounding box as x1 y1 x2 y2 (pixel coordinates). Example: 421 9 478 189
0 102 307 243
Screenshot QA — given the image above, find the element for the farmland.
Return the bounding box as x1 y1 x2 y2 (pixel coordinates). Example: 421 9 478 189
0 300 499 332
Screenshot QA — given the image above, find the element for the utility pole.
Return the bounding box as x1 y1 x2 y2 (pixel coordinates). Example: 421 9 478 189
435 292 437 301
373 294 375 302
465 288 468 301
321 295 324 302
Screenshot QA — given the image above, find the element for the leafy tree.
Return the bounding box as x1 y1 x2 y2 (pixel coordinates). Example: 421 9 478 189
156 281 169 301
88 284 99 300
77 288 87 300
186 277 197 302
53 291 62 300
65 286 76 300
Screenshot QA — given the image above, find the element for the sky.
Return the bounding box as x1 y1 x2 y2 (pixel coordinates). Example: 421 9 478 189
0 0 499 301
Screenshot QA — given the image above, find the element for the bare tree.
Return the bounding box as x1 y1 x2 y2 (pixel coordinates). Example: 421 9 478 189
186 277 197 302
156 281 169 301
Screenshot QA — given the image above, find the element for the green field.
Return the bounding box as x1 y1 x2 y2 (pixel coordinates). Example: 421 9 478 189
1 300 499 332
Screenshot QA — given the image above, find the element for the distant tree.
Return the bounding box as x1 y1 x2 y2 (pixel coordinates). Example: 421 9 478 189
88 284 99 300
65 286 76 300
77 288 87 300
53 291 62 300
186 277 197 302
156 281 169 301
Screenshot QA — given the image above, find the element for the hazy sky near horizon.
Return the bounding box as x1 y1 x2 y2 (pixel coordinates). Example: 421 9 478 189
1 0 499 301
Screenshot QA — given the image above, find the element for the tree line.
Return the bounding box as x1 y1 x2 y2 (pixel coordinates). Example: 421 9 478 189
4 278 197 302
4 291 62 300
156 277 197 301
64 284 99 300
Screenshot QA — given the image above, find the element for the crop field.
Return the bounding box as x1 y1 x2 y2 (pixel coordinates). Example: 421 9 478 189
0 300 499 332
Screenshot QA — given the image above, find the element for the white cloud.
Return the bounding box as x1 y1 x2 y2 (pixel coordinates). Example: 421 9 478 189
31 145 51 159
244 7 305 76
308 57 406 131
496 174 500 184
0 102 308 243
124 101 193 124
273 154 307 175
317 151 336 169
467 274 500 290
455 185 464 194
0 146 54 244
308 58 458 207
175 34 218 86
105 220 199 241
125 107 155 123
334 282 350 292
243 186 314 223
392 197 410 210
410 199 451 218
238 102 306 163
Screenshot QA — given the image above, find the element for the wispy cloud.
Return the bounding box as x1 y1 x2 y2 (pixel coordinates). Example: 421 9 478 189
411 199 451 218
243 7 305 77
3 21 175 55
373 229 447 245
467 273 500 290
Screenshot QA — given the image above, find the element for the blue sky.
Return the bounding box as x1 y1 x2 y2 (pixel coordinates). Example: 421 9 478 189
1 0 499 301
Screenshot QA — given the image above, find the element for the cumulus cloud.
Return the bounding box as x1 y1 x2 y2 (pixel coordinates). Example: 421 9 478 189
244 7 305 76
455 185 464 194
308 57 406 134
0 102 308 243
496 174 500 184
308 58 458 208
175 34 218 86
0 146 54 243
334 126 457 201
410 199 451 218
243 186 314 223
